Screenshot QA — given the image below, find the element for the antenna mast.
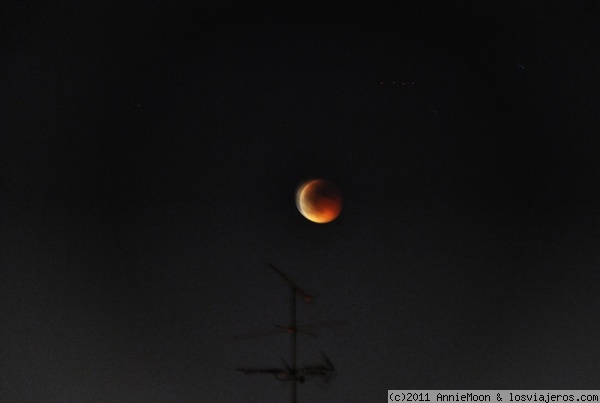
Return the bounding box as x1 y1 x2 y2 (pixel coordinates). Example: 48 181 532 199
236 263 335 403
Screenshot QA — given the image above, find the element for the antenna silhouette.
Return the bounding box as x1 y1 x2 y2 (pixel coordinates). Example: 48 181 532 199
236 263 337 403
269 263 314 304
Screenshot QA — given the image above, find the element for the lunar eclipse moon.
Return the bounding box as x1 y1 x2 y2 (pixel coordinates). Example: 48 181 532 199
295 179 343 223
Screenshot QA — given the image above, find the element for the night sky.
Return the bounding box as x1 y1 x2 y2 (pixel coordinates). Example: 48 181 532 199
3 2 600 402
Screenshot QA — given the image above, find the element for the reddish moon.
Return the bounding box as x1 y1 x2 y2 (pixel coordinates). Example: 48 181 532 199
295 179 343 224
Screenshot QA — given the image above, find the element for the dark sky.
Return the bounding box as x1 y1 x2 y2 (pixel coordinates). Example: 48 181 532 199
2 1 600 402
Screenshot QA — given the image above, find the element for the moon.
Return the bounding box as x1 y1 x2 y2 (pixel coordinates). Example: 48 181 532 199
295 179 343 224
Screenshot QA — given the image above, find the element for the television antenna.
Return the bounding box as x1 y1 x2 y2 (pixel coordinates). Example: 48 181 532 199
236 263 338 403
